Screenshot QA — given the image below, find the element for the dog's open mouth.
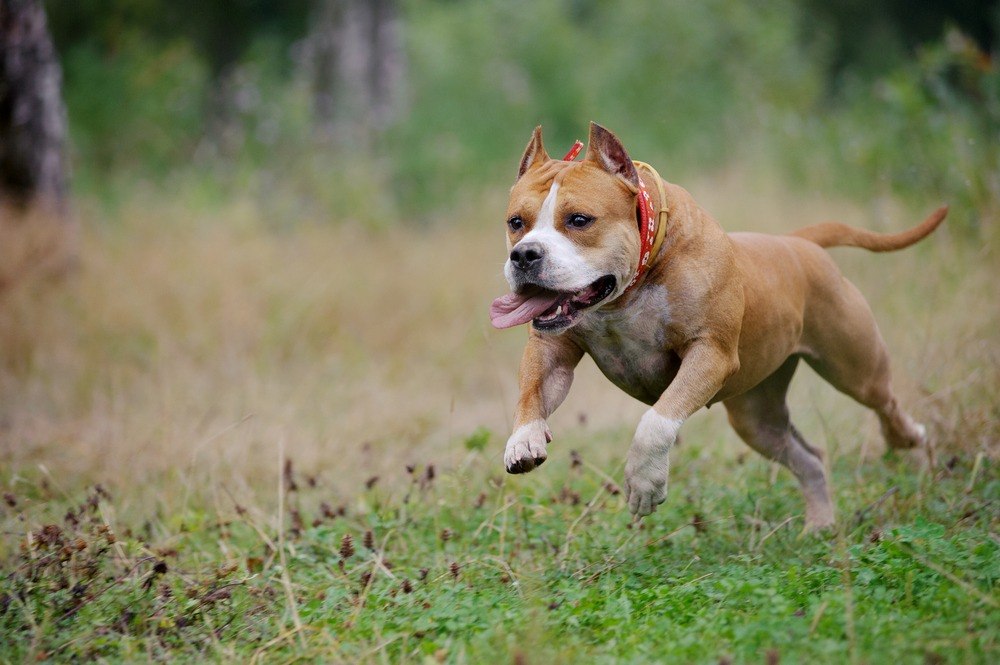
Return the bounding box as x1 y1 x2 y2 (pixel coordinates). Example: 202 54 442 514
490 275 616 330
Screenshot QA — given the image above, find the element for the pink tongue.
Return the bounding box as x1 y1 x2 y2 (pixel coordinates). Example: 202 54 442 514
490 291 561 329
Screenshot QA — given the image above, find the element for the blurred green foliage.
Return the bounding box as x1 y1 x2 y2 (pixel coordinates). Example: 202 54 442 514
46 0 999 226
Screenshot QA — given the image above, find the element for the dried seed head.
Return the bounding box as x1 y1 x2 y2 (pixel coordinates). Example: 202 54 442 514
401 579 413 593
603 481 621 496
364 476 379 490
38 524 62 545
556 486 580 505
359 571 372 588
418 567 429 581
283 459 298 492
449 561 460 579
339 533 355 559
98 525 117 544
570 450 582 468
363 530 375 550
290 509 304 534
3 492 16 508
692 513 706 533
439 528 452 543
474 492 487 509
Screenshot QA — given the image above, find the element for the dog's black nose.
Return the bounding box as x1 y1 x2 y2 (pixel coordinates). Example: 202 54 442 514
510 242 544 271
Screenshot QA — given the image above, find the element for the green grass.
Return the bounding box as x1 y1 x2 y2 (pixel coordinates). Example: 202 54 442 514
2 430 996 663
1 171 997 662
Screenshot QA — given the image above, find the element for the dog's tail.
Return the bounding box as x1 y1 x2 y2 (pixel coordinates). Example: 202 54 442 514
789 205 948 252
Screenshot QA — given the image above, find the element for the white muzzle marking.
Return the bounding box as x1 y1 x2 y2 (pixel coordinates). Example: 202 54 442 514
504 182 602 291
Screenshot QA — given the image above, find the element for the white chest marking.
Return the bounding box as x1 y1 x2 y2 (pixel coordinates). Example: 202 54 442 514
573 285 676 403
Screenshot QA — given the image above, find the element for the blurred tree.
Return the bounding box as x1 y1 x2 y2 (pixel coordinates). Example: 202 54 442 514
801 0 998 89
306 0 406 141
0 0 68 216
0 0 75 292
46 0 311 159
47 0 311 79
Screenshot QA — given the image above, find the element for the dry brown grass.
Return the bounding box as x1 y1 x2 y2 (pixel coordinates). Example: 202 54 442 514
1 174 997 520
0 204 77 292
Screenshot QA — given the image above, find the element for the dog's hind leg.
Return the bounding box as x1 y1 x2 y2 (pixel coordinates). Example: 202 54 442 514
724 356 835 531
800 279 928 455
804 351 927 454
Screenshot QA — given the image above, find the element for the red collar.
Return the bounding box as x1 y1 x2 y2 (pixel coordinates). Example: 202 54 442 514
627 170 658 292
562 140 583 161
562 141 659 294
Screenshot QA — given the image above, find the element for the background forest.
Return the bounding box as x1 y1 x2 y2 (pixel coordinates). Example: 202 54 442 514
46 0 1000 222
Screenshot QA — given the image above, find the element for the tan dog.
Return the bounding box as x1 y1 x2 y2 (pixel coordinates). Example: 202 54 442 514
490 122 946 530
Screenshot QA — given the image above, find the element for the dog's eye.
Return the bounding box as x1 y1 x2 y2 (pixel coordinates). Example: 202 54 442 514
566 213 594 229
507 216 524 232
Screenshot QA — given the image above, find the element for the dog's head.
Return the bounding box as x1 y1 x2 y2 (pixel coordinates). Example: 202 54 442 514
490 122 644 333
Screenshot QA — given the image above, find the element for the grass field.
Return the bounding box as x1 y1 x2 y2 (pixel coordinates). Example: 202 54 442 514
1 172 997 662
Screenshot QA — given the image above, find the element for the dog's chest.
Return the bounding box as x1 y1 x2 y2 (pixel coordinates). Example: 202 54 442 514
570 286 679 404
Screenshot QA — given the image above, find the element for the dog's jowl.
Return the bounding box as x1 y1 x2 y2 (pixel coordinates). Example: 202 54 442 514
490 122 946 530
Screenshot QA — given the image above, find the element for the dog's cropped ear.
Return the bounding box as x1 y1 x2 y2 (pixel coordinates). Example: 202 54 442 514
585 122 640 191
517 125 550 180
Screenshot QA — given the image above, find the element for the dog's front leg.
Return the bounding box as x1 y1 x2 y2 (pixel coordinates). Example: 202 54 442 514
625 341 739 516
505 333 584 474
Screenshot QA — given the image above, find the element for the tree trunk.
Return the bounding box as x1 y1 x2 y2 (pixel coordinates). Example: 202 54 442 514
367 0 404 131
0 0 68 215
311 0 344 139
0 0 73 291
307 0 405 142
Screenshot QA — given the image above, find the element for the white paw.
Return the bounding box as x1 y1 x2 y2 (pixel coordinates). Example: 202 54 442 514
623 410 681 517
504 420 552 474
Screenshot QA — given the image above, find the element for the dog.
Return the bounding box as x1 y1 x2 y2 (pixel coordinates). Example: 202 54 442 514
490 122 946 530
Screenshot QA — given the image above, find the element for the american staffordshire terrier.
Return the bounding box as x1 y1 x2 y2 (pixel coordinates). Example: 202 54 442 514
490 122 946 530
